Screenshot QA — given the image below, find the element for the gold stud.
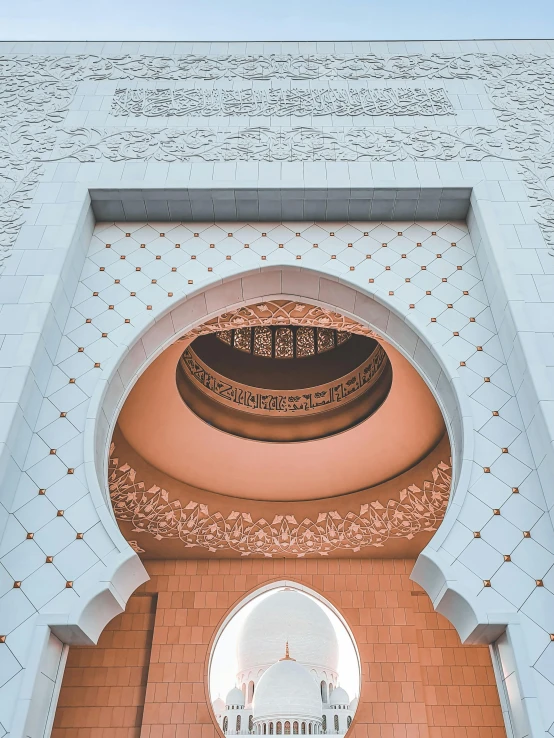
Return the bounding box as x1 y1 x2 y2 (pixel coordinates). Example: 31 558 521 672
437 254 442 259
46 556 53 563
226 256 231 260
431 318 437 323
155 255 161 260
125 232 130 237
442 278 447 282
140 244 146 249
536 580 544 587
483 580 491 587
94 363 100 368
188 280 193 285
26 532 34 539
66 581 73 588
168 292 173 297
115 279 120 284
262 233 267 237
0 636 5 643
523 531 531 538
431 231 437 236
477 346 483 351
364 232 369 236
416 242 422 246
451 242 457 247
397 231 402 236
120 255 126 260
279 244 284 248
191 255 196 260
93 291 98 297
421 266 426 270
368 278 374 284
426 291 431 295
175 244 180 248
102 332 108 337
105 244 111 248
76 533 84 540
296 233 301 237
108 305 114 310
86 318 92 323
493 410 499 416
136 267 141 272
493 509 500 515
160 233 165 237
50 449 56 455
453 331 459 336
172 267 177 272
409 304 415 309
313 243 318 248
125 318 130 324
57 510 64 516
389 291 394 296
484 467 490 473
67 468 74 475
474 532 481 538
38 489 46 495
502 448 508 453
385 265 390 270
512 487 519 493
330 232 335 236
460 361 466 367
484 377 490 382
504 554 511 562
405 278 410 283
99 266 105 272
261 256 266 261
13 581 21 588
151 279 157 284
147 305 152 309
194 233 199 237
69 378 75 384
244 244 249 248
348 243 353 248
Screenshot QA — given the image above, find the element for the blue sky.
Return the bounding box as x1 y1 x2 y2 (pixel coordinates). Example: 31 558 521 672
1 0 553 41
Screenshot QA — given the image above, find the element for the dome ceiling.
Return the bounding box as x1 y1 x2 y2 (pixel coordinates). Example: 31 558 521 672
111 300 451 559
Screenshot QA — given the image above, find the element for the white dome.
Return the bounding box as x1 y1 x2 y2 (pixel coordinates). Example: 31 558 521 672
349 697 358 711
226 687 245 707
329 687 349 707
253 658 322 722
237 590 338 675
213 697 226 715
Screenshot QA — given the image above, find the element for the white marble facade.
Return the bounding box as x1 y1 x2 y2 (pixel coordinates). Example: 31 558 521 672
0 38 553 738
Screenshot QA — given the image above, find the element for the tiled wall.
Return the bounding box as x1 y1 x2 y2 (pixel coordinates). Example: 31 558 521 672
52 594 156 738
52 559 505 738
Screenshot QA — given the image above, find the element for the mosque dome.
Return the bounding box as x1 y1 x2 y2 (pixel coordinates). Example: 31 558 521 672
226 687 245 707
329 687 349 707
237 590 339 675
349 697 359 711
212 697 226 715
253 656 323 723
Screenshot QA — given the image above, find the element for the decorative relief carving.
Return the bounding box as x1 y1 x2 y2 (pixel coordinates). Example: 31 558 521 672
1 50 554 264
111 86 454 118
108 445 452 557
180 301 383 341
180 343 387 416
46 124 508 163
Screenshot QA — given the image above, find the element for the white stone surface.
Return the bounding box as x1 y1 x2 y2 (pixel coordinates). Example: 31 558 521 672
0 38 552 738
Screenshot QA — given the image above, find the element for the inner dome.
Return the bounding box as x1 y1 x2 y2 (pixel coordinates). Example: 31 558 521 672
115 299 447 506
176 329 392 442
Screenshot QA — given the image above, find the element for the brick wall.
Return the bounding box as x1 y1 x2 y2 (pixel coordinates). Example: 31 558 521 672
53 559 505 738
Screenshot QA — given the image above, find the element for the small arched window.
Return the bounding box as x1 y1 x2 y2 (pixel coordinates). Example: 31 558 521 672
301 723 306 735
237 716 242 733
293 722 299 735
249 716 254 733
277 723 282 735
223 717 228 732
270 724 274 735
322 716 327 733
347 716 352 730
285 722 291 735
309 726 312 735
264 725 267 735
334 716 339 733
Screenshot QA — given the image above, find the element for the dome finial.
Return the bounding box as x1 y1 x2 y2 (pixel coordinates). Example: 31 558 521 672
280 641 296 661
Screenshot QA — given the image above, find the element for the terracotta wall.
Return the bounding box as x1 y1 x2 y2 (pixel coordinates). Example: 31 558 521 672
53 559 505 738
52 593 156 738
